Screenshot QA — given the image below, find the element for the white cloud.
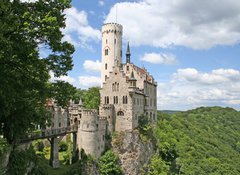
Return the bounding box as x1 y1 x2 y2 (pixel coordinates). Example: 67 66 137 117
105 0 240 49
99 1 104 6
157 68 240 110
63 7 101 49
49 71 76 85
83 60 101 72
174 68 240 84
79 76 101 89
140 52 177 65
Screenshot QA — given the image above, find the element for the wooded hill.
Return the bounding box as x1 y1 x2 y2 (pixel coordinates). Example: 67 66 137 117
153 106 240 175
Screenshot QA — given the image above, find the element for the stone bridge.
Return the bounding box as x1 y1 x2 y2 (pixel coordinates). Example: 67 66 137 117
20 125 78 168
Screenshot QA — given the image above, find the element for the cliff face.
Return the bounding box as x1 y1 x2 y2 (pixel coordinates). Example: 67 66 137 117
112 130 155 175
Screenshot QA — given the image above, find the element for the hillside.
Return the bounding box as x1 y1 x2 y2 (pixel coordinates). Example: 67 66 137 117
153 106 240 175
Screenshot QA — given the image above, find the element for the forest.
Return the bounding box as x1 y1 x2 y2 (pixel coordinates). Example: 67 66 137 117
151 106 240 175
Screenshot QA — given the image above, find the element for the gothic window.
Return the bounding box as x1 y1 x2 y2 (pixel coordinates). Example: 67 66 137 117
114 38 116 44
117 83 119 91
127 66 129 71
123 96 128 104
112 83 115 91
126 96 128 104
107 96 109 104
114 96 118 104
105 75 107 81
117 111 124 116
106 39 107 44
105 49 108 55
105 63 107 70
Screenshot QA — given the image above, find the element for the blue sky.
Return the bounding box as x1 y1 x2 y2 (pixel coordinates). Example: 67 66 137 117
49 0 240 111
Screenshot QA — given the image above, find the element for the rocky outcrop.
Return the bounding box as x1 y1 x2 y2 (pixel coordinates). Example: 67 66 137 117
112 130 155 175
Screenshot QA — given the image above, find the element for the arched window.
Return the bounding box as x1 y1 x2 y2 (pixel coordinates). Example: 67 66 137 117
107 96 109 104
105 49 108 55
105 75 107 81
117 111 124 116
113 96 115 104
116 96 118 104
123 96 128 104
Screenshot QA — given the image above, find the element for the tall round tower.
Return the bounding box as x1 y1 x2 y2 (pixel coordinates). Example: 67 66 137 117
101 23 123 86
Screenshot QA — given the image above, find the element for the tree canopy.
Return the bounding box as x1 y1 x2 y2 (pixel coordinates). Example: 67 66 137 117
152 106 240 174
73 87 100 109
0 0 75 144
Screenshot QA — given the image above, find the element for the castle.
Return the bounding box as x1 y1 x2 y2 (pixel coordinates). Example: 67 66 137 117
50 23 157 158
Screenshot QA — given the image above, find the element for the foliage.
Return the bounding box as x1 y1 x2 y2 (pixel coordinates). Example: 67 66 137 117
6 146 47 175
148 154 169 175
0 137 10 157
32 140 45 152
0 0 74 144
59 141 68 152
154 106 240 174
98 150 122 175
138 115 153 142
73 87 100 109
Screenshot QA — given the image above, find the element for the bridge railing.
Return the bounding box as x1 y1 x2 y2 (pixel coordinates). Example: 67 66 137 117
21 125 78 141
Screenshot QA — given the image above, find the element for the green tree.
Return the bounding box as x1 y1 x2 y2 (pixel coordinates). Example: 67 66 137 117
0 0 74 144
73 87 100 109
148 154 169 175
99 150 122 175
155 107 240 174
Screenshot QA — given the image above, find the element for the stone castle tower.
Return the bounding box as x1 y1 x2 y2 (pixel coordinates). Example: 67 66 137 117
101 23 123 85
68 23 157 158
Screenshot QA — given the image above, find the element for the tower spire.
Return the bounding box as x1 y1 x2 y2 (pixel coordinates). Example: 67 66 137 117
126 42 131 63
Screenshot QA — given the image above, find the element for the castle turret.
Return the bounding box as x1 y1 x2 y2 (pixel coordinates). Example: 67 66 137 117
126 42 131 63
101 23 123 86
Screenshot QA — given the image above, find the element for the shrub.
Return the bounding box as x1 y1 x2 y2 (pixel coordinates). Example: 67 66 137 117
99 150 122 175
59 141 68 152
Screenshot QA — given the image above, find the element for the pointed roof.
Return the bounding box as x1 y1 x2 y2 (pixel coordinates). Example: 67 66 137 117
126 42 131 63
129 71 137 81
79 98 83 106
126 42 131 54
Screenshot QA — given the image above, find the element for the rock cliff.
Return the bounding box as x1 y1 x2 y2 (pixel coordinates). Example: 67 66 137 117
112 130 155 175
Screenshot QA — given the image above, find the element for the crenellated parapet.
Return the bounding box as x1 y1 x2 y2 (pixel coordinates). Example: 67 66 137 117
102 23 123 35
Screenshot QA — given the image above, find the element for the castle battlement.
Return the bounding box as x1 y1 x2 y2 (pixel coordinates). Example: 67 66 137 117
102 23 123 34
